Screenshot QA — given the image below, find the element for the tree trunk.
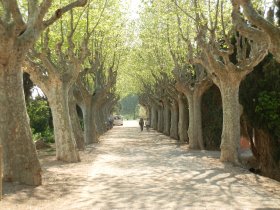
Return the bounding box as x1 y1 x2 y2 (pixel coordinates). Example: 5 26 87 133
99 105 108 133
186 94 195 147
178 94 188 142
254 129 280 181
163 100 171 136
148 107 152 122
219 82 240 164
193 92 204 149
82 100 98 144
93 103 103 136
170 101 179 140
0 145 2 199
157 107 164 132
187 91 205 150
0 65 41 185
151 106 158 130
48 86 80 162
93 108 101 135
98 108 106 134
68 88 85 150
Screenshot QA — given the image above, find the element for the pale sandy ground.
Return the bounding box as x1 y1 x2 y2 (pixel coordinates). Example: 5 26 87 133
1 120 280 210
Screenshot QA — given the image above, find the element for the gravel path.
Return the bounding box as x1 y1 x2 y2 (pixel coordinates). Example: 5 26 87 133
1 121 280 210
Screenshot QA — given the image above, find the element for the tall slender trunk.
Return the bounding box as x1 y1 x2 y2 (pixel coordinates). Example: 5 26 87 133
99 104 108 133
157 107 164 132
178 94 188 142
0 63 41 185
163 100 171 136
193 92 204 149
219 82 240 163
186 94 195 147
148 107 152 122
151 105 158 130
0 145 2 199
82 100 98 144
93 109 100 135
170 101 179 140
69 88 84 150
48 86 80 162
93 103 102 136
187 91 204 149
254 129 280 181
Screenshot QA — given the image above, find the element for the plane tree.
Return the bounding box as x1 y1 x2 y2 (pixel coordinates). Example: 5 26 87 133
164 5 213 149
75 0 123 143
76 50 118 144
185 0 268 163
0 0 87 185
232 0 280 63
24 10 89 162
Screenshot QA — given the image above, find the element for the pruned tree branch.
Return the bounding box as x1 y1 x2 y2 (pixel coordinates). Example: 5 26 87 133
42 0 87 29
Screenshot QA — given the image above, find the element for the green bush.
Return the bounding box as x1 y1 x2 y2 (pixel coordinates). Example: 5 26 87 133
240 55 280 139
255 91 280 137
28 97 54 143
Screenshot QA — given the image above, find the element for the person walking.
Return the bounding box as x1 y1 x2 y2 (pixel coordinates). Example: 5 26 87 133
139 118 144 131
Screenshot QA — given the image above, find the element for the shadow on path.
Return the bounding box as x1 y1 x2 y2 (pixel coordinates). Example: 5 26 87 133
2 123 280 209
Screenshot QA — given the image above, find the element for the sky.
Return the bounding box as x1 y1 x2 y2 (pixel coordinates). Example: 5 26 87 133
126 0 141 19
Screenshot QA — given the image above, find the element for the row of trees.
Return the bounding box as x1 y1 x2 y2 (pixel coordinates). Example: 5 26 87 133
130 0 279 180
0 0 125 185
0 0 279 186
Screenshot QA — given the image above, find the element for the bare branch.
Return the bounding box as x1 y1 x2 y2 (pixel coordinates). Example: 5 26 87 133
231 5 268 43
233 0 278 36
28 0 39 19
42 0 87 29
88 0 108 36
3 0 25 27
172 0 196 22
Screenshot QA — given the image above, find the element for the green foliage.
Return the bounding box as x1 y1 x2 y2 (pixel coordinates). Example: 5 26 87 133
31 128 54 143
255 91 280 136
119 94 139 119
27 97 54 143
240 55 280 139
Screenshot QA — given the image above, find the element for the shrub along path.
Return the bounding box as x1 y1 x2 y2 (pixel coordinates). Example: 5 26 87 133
1 121 280 209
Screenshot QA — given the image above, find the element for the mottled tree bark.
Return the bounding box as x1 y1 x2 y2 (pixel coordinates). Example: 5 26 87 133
48 86 80 162
175 79 212 149
93 107 102 135
151 105 158 130
157 107 164 133
232 0 279 62
219 81 240 163
26 58 82 162
0 0 87 185
170 100 179 140
81 99 98 145
69 88 84 150
0 62 41 185
163 99 171 136
0 145 2 199
178 94 188 142
93 102 107 136
148 107 152 122
254 129 280 181
194 19 267 163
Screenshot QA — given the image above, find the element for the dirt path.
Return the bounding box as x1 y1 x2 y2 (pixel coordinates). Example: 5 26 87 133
1 121 280 209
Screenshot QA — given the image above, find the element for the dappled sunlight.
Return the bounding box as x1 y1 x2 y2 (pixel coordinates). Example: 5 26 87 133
2 126 280 209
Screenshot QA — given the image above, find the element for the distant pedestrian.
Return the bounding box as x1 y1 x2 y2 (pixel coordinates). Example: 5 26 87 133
139 118 144 131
